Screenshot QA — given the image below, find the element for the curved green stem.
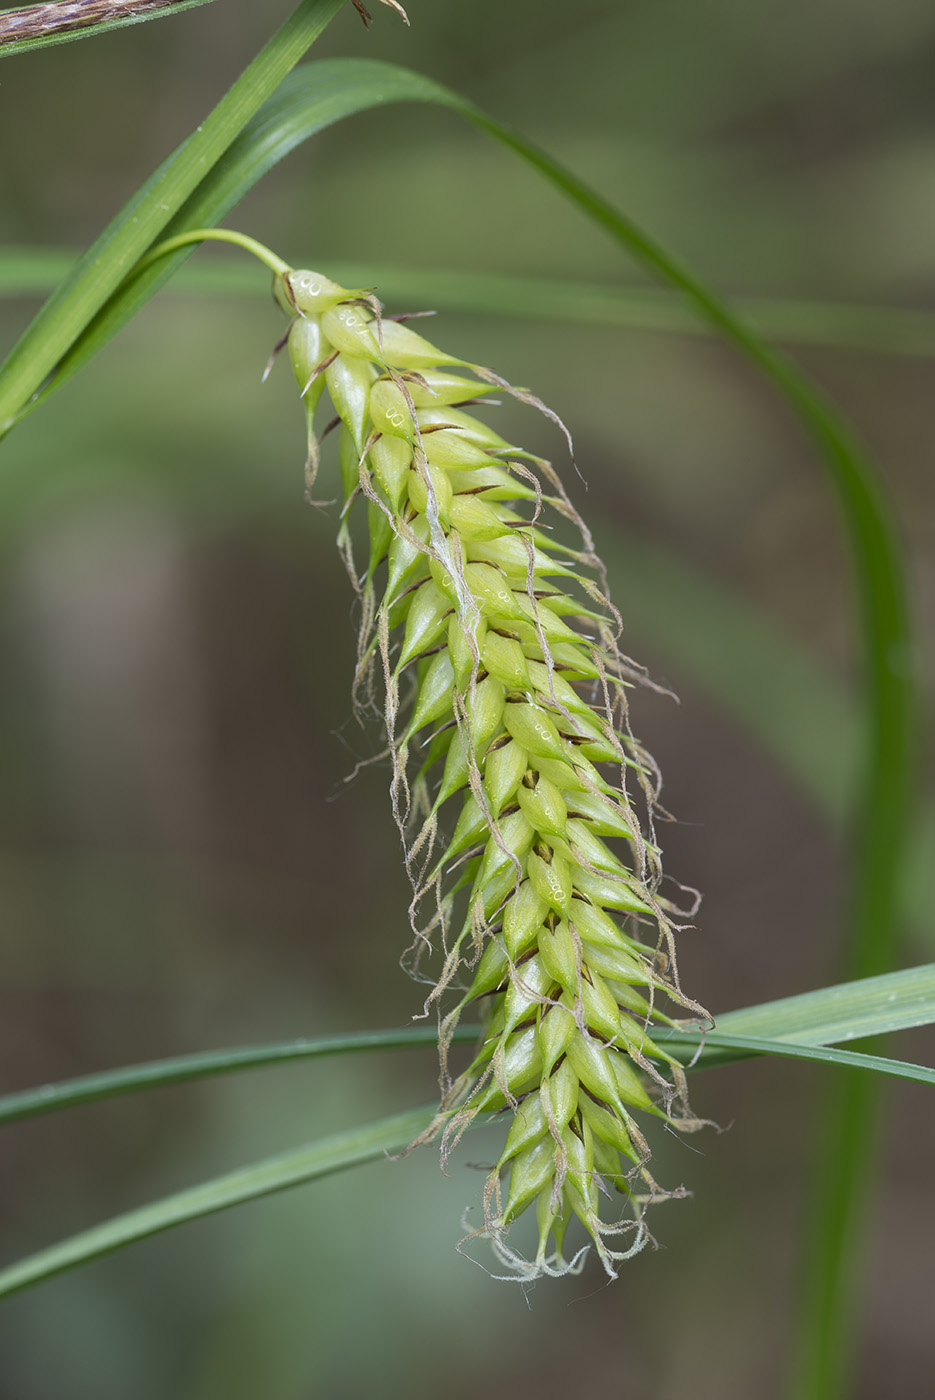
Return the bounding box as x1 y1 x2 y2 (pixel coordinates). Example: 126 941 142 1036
0 0 344 437
136 228 292 279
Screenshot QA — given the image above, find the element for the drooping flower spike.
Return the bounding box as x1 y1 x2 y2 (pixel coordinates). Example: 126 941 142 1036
271 260 711 1280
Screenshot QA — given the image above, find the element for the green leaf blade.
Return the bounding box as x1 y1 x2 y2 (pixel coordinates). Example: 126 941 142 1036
660 1030 935 1085
0 1104 437 1301
716 963 935 1044
0 1026 480 1126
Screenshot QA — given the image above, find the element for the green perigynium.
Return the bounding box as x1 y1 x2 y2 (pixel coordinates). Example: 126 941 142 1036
275 263 710 1281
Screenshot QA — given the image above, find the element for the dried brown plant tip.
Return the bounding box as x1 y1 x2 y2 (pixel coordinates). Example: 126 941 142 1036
277 263 711 1280
0 0 184 45
351 0 409 27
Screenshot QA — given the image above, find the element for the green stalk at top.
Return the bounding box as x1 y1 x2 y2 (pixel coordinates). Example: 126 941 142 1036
135 229 292 279
0 0 346 438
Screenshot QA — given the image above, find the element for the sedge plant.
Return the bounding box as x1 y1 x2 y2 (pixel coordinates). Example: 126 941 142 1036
271 252 714 1278
0 2 926 1396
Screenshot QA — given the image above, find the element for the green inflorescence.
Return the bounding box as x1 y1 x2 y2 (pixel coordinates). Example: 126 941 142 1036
275 263 711 1280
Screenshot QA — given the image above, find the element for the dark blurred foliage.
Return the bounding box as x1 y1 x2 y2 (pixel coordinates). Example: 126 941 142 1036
0 1 933 1397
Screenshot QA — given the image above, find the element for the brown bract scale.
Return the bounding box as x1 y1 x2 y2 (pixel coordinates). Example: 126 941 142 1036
277 265 712 1280
351 0 409 26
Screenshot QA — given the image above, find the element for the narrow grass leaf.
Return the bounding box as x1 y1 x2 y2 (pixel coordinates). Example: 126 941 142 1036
660 1030 935 1083
1 964 931 1297
0 1104 438 1300
0 1026 478 1126
717 963 935 1044
0 1025 929 1300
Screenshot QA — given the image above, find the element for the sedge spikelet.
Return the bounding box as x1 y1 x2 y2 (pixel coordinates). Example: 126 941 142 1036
275 264 711 1280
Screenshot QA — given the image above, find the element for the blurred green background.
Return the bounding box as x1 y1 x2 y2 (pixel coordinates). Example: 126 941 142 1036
0 1 933 1396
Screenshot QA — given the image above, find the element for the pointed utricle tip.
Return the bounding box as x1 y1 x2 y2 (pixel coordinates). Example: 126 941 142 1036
287 269 355 314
